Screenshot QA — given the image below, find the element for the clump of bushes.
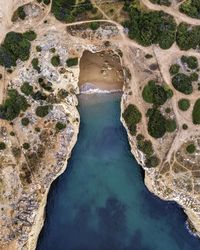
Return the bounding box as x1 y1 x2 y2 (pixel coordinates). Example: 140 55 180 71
145 155 160 168
176 23 200 51
178 98 190 111
31 58 40 73
23 30 37 41
136 134 153 157
51 0 94 22
89 22 100 30
31 91 47 101
122 104 142 135
192 98 200 124
0 142 6 150
0 89 29 120
66 57 78 67
136 134 160 167
21 117 29 126
186 143 196 154
179 0 200 19
56 122 66 131
147 108 166 138
165 119 176 132
12 6 26 21
0 32 31 68
145 54 153 59
172 73 192 94
142 80 168 106
35 105 52 117
36 46 42 52
51 55 60 67
190 72 199 82
20 82 33 96
38 78 53 92
123 2 176 49
181 55 198 70
182 124 188 130
23 143 30 150
169 64 180 75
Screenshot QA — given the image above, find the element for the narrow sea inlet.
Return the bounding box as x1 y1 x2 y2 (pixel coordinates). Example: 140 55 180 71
37 93 200 250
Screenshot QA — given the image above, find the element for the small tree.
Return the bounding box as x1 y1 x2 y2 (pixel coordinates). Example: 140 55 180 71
0 142 6 150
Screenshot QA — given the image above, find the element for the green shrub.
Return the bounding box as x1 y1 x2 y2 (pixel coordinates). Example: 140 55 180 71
10 131 15 136
181 55 198 69
31 91 47 101
145 54 153 59
23 30 37 41
31 58 40 73
66 57 78 67
136 136 153 158
51 0 94 22
56 122 66 131
89 22 100 30
179 0 200 19
145 155 160 168
186 144 196 154
142 80 167 106
23 143 30 150
0 31 31 68
35 105 52 117
21 117 29 126
176 23 200 50
51 0 75 22
166 88 174 98
182 124 188 130
4 32 30 61
0 142 6 150
51 55 60 67
36 46 42 52
190 72 199 82
43 0 50 4
123 4 176 49
0 89 29 120
15 6 26 20
165 119 176 132
0 47 16 68
192 98 200 124
20 82 33 96
39 79 53 92
147 109 166 138
169 64 180 75
35 127 41 132
122 104 142 135
165 107 171 113
178 98 190 111
172 73 192 94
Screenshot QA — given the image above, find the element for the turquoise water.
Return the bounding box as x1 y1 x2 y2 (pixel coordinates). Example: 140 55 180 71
37 93 200 250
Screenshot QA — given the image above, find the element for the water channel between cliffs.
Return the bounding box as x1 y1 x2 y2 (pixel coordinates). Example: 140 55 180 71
37 93 200 250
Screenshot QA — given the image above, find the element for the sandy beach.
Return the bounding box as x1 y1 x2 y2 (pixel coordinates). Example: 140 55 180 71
79 50 124 91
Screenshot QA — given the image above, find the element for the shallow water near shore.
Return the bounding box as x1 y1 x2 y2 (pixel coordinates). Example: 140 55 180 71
37 93 200 250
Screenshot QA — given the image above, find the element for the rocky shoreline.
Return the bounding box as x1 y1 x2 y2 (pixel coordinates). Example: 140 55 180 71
26 106 80 250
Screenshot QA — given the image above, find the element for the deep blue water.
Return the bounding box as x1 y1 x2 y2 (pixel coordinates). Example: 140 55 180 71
37 93 200 250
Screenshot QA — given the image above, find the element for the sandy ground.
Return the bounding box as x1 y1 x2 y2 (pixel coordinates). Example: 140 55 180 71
79 50 124 90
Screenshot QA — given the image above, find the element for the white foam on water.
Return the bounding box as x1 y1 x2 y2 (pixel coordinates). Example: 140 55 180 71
80 82 122 94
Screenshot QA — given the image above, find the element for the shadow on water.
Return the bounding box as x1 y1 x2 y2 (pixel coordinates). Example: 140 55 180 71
37 93 200 250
